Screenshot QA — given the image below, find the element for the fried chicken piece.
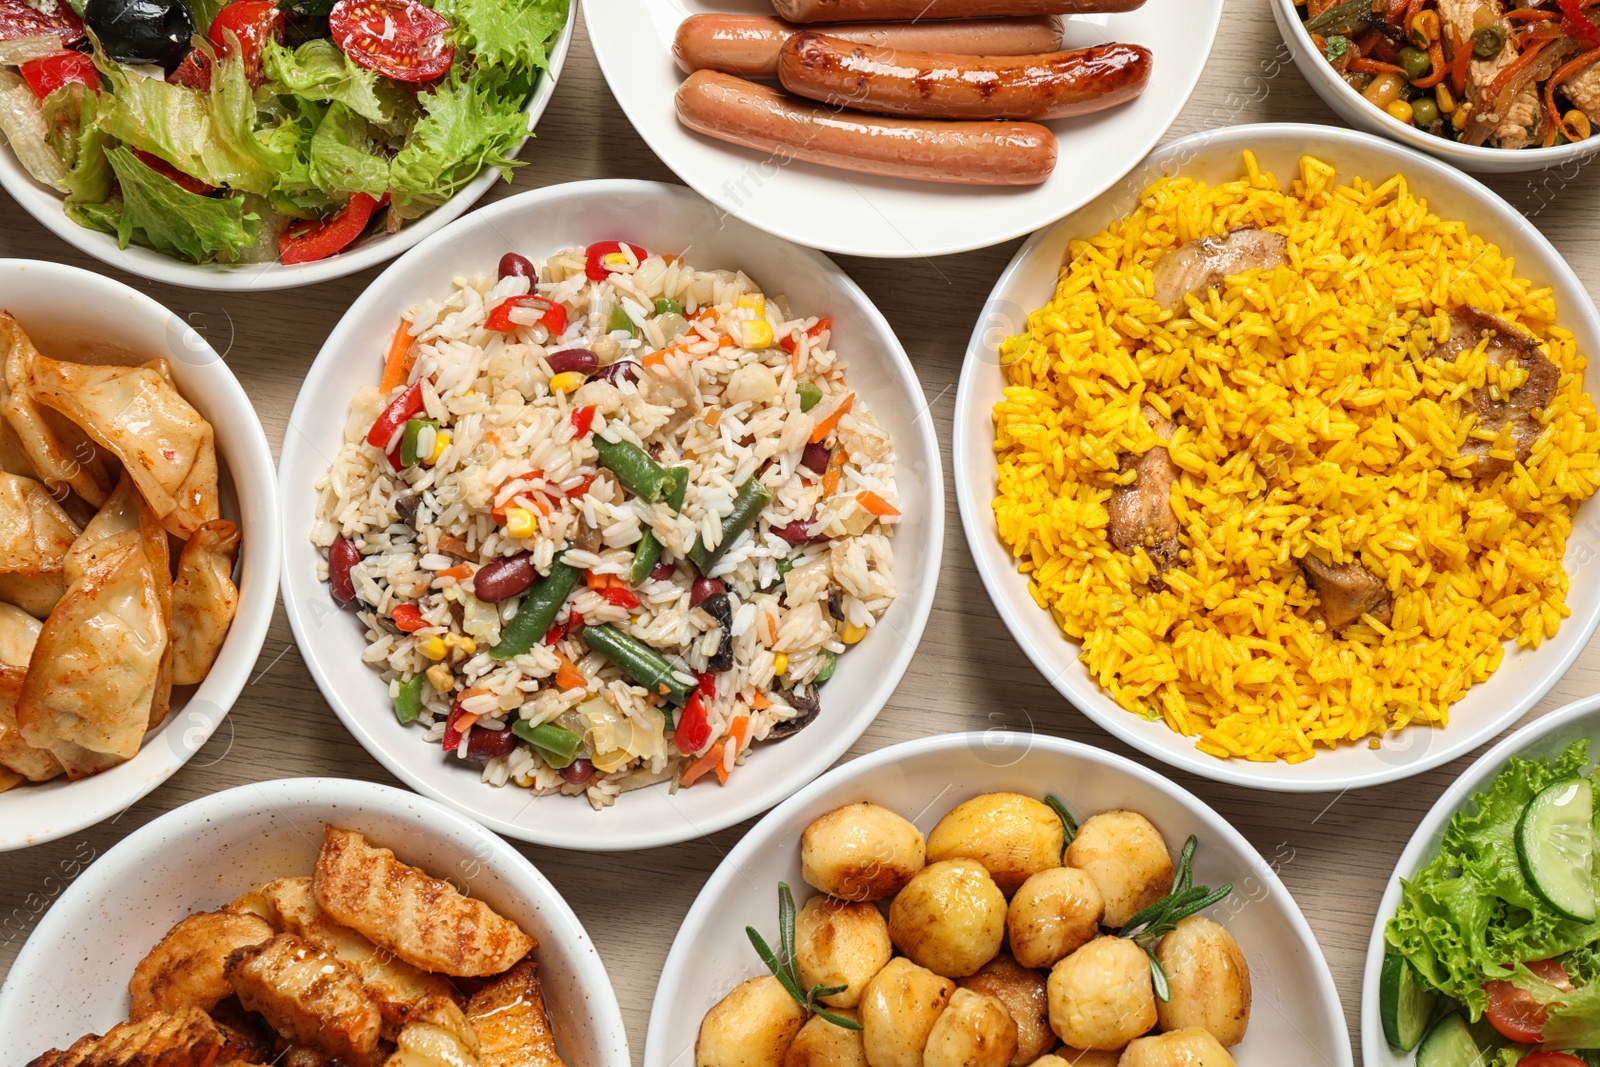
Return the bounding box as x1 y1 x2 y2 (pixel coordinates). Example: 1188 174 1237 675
1151 228 1288 311
313 828 534 978
1301 555 1392 633
1426 305 1559 477
129 912 275 1020
224 934 384 1067
465 960 564 1067
27 1007 226 1067
1107 405 1181 577
385 996 480 1067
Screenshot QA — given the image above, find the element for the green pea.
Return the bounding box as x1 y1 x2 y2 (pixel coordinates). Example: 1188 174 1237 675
1397 46 1430 82
1411 97 1439 128
607 304 639 338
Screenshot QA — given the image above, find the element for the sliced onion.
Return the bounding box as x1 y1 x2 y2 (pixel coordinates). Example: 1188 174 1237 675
0 35 65 65
0 69 66 191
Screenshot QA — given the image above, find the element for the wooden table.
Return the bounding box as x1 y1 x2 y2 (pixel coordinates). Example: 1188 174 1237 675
7 2 1600 1061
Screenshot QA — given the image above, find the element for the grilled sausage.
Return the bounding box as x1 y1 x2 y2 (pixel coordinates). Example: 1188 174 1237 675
675 70 1057 185
673 13 1062 78
777 33 1151 120
774 0 1145 22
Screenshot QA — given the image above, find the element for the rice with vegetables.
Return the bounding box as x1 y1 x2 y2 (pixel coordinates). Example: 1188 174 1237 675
313 242 899 807
992 151 1600 764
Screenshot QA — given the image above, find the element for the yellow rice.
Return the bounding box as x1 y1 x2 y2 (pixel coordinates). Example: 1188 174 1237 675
991 152 1600 764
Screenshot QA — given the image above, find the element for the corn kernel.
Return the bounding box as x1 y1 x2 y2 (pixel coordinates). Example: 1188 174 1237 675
425 663 453 691
737 293 767 317
423 430 450 465
740 320 775 350
602 251 630 270
1385 99 1413 124
549 371 584 395
1434 84 1455 115
504 507 537 539
417 635 448 661
1453 103 1472 131
444 633 477 656
842 622 867 645
773 652 789 675
1565 109 1592 140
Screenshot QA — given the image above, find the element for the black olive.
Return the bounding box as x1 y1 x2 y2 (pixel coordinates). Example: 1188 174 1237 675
700 591 734 673
85 0 194 70
769 686 821 739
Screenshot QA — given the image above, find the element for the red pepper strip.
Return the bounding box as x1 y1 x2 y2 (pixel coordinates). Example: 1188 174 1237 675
280 192 379 265
570 405 596 436
1488 34 1554 101
131 149 215 196
1414 35 1447 88
697 672 716 699
18 50 98 100
583 241 648 281
807 317 832 337
598 586 640 609
485 295 567 334
543 619 567 645
1349 56 1408 74
1450 27 1472 96
673 691 711 754
392 603 427 632
565 472 597 498
1559 0 1600 45
367 379 424 450
441 701 468 750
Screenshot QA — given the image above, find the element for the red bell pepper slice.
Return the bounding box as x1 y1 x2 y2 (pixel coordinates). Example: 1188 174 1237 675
391 603 426 632
564 472 597 498
570 405 596 436
1558 0 1600 45
598 586 640 609
441 701 468 751
673 691 711 754
132 150 215 196
367 379 425 450
584 241 647 281
18 50 97 100
280 192 379 265
485 295 567 335
696 672 716 699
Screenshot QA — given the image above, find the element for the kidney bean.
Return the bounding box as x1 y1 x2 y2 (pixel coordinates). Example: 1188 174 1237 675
329 537 360 605
649 561 676 581
463 725 518 761
772 520 824 544
691 577 724 607
559 758 595 784
592 360 640 386
474 553 534 603
498 252 535 280
547 348 598 375
801 442 830 473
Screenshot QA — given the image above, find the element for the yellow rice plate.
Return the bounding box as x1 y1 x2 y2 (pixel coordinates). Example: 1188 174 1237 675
991 152 1600 764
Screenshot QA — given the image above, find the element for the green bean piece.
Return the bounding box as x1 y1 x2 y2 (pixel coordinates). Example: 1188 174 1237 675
654 297 684 315
592 435 674 502
689 478 775 574
630 531 662 585
393 674 424 724
796 382 823 413
1303 0 1370 34
512 720 582 767
399 418 439 467
583 623 694 705
664 465 690 510
489 557 581 660
607 304 640 338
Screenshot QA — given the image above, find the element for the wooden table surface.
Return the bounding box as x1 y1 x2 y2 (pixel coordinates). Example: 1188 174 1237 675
7 2 1600 1062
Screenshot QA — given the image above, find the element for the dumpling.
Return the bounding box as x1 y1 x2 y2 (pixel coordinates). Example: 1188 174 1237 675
27 357 218 538
0 601 40 666
0 572 66 619
0 605 61 784
0 313 113 506
17 542 167 778
0 471 81 577
0 416 34 476
171 520 239 686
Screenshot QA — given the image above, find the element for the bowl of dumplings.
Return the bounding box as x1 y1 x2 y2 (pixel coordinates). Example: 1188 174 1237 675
0 259 279 850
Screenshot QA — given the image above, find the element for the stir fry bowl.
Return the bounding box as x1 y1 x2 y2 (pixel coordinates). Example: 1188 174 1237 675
952 123 1600 793
1361 691 1600 1065
0 26 573 291
278 178 943 851
0 259 279 851
645 731 1351 1067
1271 0 1600 174
0 776 631 1067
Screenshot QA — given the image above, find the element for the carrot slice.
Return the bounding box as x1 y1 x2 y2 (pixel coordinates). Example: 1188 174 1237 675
717 716 752 784
379 319 414 393
435 564 472 580
856 490 901 518
822 448 847 496
809 392 855 444
680 747 722 786
552 651 588 692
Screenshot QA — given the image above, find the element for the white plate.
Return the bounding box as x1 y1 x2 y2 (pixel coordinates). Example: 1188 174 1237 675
952 122 1600 792
278 178 944 851
0 776 631 1067
0 259 279 850
1361 692 1600 1065
645 731 1352 1067
583 0 1221 258
0 27 572 291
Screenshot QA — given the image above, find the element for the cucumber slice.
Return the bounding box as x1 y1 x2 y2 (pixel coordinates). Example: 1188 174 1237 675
1414 1013 1482 1067
1516 777 1596 922
1379 952 1436 1051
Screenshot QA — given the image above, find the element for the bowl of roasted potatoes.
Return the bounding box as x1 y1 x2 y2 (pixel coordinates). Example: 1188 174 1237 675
646 731 1351 1067
0 776 630 1067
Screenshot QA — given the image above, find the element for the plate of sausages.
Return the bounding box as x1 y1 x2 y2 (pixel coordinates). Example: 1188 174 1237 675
585 0 1222 257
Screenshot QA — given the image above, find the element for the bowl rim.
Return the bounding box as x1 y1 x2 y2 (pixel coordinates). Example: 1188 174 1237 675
0 775 632 1067
277 176 945 850
0 257 281 851
1358 691 1600 1064
1267 0 1600 170
0 22 574 292
643 729 1353 1067
951 120 1600 792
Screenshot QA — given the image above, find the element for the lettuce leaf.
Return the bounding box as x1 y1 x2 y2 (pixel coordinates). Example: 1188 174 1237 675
41 83 113 205
387 65 526 219
261 38 412 134
433 0 566 78
308 102 389 199
99 145 261 262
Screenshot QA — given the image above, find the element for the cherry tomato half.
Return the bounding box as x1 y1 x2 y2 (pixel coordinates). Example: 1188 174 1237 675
279 192 380 265
167 0 284 90
18 50 98 100
328 0 453 82
1484 958 1572 1044
1519 1054 1589 1067
0 0 84 44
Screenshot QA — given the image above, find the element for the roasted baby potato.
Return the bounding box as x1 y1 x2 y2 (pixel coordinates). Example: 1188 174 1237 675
959 954 1052 1067
224 933 384 1067
1064 812 1173 928
925 793 1064 896
888 859 1007 978
1117 1027 1235 1067
466 957 565 1067
784 1010 867 1067
922 988 1017 1067
26 1007 226 1067
801 803 926 902
385 995 481 1067
696 975 808 1067
127 911 274 1020
794 894 893 1008
1007 867 1104 970
1046 936 1156 1051
1032 1052 1120 1067
1154 916 1251 1047
858 957 955 1067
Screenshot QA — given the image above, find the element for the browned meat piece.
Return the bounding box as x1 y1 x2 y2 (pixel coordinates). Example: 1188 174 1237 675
1302 555 1392 632
223 934 384 1067
1107 405 1181 574
27 1007 226 1067
313 826 534 978
1427 305 1559 476
206 1000 275 1065
1150 228 1288 311
129 912 275 1020
466 959 565 1067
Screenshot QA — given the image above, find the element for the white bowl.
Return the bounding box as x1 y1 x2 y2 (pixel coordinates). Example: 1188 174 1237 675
583 0 1221 258
278 178 944 851
0 259 279 850
1361 691 1600 1065
645 731 1352 1067
952 122 1600 792
1270 0 1600 174
0 776 630 1067
0 27 573 291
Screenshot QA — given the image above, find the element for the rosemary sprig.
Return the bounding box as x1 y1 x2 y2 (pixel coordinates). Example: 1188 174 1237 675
746 882 863 1030
1044 793 1078 851
1116 835 1232 1003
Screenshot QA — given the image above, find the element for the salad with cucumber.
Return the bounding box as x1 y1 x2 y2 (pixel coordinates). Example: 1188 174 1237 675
1382 740 1600 1067
0 0 564 265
